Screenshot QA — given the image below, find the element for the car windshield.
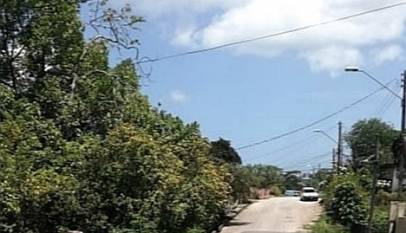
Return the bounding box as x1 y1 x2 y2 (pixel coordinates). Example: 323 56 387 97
304 189 315 193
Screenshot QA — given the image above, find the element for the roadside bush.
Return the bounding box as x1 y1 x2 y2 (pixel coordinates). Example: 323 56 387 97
321 173 369 233
330 182 367 229
269 186 282 196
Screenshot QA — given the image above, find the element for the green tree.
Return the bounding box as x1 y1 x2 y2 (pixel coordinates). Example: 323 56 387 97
345 118 398 168
246 165 285 190
210 138 241 164
0 1 232 232
228 166 256 203
0 0 84 94
284 170 303 190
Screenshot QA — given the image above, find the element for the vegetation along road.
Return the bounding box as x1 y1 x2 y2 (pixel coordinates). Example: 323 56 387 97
221 197 321 233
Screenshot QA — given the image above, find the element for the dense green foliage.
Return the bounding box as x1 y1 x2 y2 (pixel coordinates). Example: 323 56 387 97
245 164 284 190
283 170 303 190
210 138 241 164
322 173 368 232
345 118 398 168
228 165 256 203
226 164 284 203
330 182 367 227
0 1 233 232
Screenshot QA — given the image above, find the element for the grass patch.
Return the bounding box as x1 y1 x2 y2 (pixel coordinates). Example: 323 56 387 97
306 216 349 233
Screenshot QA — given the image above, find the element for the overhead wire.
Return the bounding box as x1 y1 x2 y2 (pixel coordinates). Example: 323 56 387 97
372 81 398 116
376 82 401 117
297 161 332 172
372 83 395 115
245 124 337 163
137 2 406 64
279 151 331 168
284 156 332 171
378 95 398 117
281 151 332 171
244 134 319 163
288 160 332 172
236 79 397 151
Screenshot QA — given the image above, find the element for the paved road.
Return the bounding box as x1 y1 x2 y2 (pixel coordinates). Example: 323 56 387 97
220 197 321 233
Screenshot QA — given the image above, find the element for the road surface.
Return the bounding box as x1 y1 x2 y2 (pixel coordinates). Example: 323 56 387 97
220 197 321 233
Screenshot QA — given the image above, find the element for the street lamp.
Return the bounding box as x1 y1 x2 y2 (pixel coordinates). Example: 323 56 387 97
313 129 341 174
344 66 401 99
313 129 337 144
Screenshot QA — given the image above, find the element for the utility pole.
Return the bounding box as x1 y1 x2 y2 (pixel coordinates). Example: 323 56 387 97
402 71 406 133
337 121 343 175
367 140 380 233
393 71 406 193
388 71 406 233
332 148 336 173
399 71 406 193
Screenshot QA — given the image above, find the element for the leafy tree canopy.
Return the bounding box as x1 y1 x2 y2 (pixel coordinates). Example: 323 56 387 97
0 1 233 232
345 118 398 167
210 138 242 164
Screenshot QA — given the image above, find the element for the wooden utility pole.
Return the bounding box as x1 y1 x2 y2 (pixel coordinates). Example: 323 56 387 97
399 71 406 193
392 71 406 193
337 121 343 174
389 71 406 233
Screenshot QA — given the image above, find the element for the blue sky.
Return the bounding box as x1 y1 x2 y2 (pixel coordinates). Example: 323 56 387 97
82 1 406 171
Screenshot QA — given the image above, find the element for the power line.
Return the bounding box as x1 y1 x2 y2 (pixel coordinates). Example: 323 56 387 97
284 156 332 171
373 82 396 115
281 151 331 170
236 79 396 150
376 82 401 117
287 159 332 172
297 161 332 172
245 134 319 162
379 94 398 117
245 124 336 163
137 2 406 64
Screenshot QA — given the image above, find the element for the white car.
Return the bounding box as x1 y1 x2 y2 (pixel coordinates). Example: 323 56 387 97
285 190 300 197
300 187 319 201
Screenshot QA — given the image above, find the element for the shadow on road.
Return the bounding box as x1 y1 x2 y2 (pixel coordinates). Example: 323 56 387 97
225 221 251 226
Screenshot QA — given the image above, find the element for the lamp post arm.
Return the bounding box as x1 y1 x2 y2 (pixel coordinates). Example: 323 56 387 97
320 131 338 144
360 70 401 99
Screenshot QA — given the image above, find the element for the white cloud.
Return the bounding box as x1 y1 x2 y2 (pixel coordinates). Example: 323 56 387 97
303 46 363 75
121 0 406 73
373 44 403 65
170 90 188 103
132 0 246 19
172 25 201 48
